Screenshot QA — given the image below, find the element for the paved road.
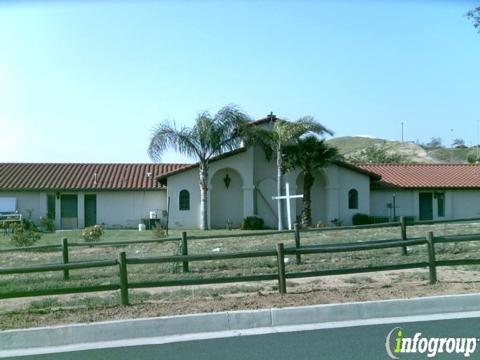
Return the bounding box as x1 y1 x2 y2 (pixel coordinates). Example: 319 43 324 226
8 316 480 360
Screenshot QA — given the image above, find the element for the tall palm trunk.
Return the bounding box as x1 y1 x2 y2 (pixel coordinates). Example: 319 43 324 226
301 171 314 227
199 163 209 230
276 145 284 230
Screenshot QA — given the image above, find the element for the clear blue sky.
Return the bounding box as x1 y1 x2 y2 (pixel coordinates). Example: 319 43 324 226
1 0 479 164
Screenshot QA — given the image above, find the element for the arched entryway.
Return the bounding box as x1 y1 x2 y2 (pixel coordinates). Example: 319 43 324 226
296 170 328 226
210 168 244 229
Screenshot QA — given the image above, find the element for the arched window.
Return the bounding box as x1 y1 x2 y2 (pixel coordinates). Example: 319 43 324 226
348 189 358 209
179 190 190 211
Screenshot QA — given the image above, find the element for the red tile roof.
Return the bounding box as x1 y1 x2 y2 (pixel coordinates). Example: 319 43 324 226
0 163 188 191
249 114 277 126
359 164 480 189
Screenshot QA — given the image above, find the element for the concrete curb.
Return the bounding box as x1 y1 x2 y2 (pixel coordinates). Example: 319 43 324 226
1 293 480 355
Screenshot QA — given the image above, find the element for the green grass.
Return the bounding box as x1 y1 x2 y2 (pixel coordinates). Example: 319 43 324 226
1 221 480 301
0 228 276 249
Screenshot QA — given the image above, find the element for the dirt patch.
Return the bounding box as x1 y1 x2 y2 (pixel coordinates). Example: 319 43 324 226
2 268 480 330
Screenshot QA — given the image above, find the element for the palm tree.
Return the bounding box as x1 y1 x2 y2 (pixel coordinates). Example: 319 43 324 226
283 137 338 227
467 6 480 32
148 105 250 230
243 115 333 230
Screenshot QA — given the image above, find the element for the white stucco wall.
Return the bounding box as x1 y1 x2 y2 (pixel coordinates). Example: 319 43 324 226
96 191 166 228
369 189 480 221
264 162 371 227
370 190 416 219
165 167 201 229
253 145 279 229
0 192 47 221
336 166 370 225
166 148 255 229
210 169 244 228
450 190 480 218
0 190 166 229
288 165 370 226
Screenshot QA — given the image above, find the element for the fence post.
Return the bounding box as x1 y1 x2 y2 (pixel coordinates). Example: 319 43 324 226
426 231 437 285
182 231 189 273
118 251 129 306
294 223 301 265
400 216 407 256
276 243 287 294
61 238 69 281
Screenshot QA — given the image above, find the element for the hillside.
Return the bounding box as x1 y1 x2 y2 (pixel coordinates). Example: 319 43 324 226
327 136 475 164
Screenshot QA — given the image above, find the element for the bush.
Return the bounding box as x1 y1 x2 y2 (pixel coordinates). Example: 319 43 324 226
10 223 42 247
21 218 37 231
241 216 264 230
40 216 55 232
352 213 374 225
81 225 103 242
330 218 343 226
152 223 167 238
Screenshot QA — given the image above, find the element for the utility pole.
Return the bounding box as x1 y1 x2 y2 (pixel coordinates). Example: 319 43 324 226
477 120 479 162
401 121 406 142
450 128 454 163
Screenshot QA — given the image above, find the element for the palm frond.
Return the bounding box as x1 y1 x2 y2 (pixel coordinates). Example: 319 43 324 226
239 125 275 160
467 6 480 31
150 105 251 163
214 104 250 127
209 105 251 158
272 117 332 147
148 120 201 162
295 116 334 137
283 137 339 173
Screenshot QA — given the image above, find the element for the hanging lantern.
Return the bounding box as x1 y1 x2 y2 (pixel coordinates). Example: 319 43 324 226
223 173 231 188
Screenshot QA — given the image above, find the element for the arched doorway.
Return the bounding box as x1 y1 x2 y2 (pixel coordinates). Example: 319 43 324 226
296 170 328 226
210 168 244 229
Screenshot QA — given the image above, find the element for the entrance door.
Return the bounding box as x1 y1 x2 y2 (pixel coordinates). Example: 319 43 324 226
84 194 97 227
61 194 78 229
419 192 433 221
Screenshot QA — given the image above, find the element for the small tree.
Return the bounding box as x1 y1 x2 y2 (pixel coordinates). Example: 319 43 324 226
346 145 405 164
467 151 480 163
283 137 338 227
81 225 103 242
10 223 41 247
452 138 466 148
425 137 443 149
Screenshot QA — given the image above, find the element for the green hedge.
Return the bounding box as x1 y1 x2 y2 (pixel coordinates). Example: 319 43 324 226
241 216 264 230
352 213 375 225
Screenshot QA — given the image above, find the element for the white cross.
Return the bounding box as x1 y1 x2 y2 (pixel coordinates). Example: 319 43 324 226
272 182 303 230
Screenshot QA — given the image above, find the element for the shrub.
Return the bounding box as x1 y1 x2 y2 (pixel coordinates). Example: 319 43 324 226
40 216 55 232
21 218 37 231
10 223 42 247
81 225 103 242
352 213 374 225
330 218 343 226
241 216 264 230
152 223 167 238
467 151 480 164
